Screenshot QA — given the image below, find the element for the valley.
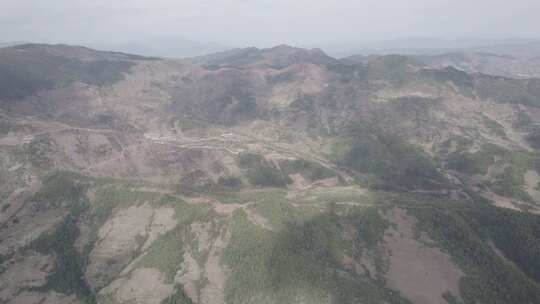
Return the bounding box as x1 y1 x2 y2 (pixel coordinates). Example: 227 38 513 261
1 43 540 304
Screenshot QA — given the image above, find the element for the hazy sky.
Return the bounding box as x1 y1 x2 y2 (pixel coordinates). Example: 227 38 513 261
1 0 539 48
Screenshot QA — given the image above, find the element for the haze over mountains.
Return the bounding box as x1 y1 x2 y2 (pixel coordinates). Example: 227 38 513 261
4 37 540 59
1 41 540 304
5 37 540 80
0 37 228 59
320 38 540 57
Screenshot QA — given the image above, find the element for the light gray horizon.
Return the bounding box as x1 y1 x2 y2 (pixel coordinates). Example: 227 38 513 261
1 0 539 51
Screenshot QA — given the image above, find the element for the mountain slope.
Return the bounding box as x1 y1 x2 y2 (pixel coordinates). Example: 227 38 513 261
0 44 148 102
1 44 540 304
188 45 337 68
415 52 540 78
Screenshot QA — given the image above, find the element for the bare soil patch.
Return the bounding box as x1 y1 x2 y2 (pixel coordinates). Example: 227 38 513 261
176 250 202 303
525 170 540 203
200 228 231 304
0 254 53 301
245 206 274 231
116 268 174 304
384 209 463 304
86 204 154 289
142 207 177 251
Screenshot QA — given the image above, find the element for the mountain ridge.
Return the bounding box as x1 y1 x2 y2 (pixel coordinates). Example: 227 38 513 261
1 43 540 304
187 44 337 68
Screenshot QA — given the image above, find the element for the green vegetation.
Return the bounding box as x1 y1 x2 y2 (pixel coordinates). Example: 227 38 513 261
446 144 506 175
217 176 242 189
238 153 292 187
389 96 437 119
23 135 55 169
367 55 417 86
526 128 540 150
475 208 540 283
438 136 474 157
0 252 12 271
176 171 242 195
0 119 13 136
513 112 534 131
491 166 532 202
348 207 389 248
0 202 9 212
481 115 507 137
0 44 135 101
442 291 463 304
405 195 540 304
32 171 89 211
30 216 95 303
326 63 369 84
202 88 258 126
90 185 164 223
161 286 194 304
28 172 95 303
26 171 540 304
476 76 540 107
289 94 315 112
86 184 184 264
137 200 214 283
447 144 538 201
419 67 474 96
251 199 303 230
293 186 371 206
176 170 219 195
209 188 287 205
332 125 449 190
280 159 335 182
137 227 185 283
230 92 257 116
169 116 206 132
222 207 408 304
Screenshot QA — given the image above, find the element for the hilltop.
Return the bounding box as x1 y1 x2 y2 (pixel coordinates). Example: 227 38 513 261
1 43 540 304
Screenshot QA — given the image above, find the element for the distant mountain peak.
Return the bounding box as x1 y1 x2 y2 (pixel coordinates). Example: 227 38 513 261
188 44 336 69
5 43 149 61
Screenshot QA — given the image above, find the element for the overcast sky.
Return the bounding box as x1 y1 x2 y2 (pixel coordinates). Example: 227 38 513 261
1 0 539 48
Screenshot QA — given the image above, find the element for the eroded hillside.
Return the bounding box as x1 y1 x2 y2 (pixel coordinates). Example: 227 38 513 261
1 44 540 304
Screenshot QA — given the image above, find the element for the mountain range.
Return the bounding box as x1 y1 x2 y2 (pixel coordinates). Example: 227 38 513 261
1 43 540 304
